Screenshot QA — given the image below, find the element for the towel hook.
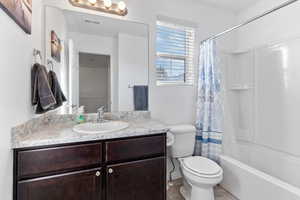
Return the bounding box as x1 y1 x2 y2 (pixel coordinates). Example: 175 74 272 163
33 49 42 63
47 60 54 71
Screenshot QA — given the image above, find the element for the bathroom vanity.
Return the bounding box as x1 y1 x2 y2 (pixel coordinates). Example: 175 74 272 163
11 113 168 200
14 134 166 200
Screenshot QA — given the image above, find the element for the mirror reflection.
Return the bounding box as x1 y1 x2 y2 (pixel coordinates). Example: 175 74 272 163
45 7 149 113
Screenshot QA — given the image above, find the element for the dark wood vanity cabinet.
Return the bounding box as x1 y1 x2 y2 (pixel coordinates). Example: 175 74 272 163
106 157 165 200
18 168 102 200
13 133 166 200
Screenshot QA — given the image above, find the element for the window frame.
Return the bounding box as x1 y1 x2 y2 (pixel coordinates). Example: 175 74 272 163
156 20 195 86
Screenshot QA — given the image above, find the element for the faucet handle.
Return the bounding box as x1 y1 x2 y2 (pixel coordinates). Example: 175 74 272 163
97 106 105 112
97 106 105 123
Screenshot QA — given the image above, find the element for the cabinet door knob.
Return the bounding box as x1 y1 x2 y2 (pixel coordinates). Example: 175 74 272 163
108 168 114 174
96 171 101 177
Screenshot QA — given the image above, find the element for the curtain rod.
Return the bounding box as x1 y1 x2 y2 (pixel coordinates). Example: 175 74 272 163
201 0 299 43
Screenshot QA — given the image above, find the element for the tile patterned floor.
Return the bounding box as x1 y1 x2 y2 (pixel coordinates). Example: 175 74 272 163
167 179 238 200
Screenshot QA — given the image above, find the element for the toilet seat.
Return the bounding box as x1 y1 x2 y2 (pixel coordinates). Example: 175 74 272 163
181 156 222 178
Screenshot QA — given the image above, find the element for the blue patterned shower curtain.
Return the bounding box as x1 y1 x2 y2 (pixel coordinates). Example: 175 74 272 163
194 39 223 162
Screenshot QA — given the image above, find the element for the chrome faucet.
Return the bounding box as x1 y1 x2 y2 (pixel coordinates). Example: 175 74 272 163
97 106 105 123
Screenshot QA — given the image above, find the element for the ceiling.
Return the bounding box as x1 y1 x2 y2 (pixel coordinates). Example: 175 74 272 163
196 0 262 12
64 10 148 37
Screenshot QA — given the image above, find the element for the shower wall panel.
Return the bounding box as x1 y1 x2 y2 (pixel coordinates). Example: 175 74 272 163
255 38 300 156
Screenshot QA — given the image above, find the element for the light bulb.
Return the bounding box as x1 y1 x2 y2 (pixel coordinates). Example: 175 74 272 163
103 0 112 8
118 1 126 11
88 0 97 4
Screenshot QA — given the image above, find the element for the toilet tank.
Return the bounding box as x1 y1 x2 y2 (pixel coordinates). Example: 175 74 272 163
169 125 196 158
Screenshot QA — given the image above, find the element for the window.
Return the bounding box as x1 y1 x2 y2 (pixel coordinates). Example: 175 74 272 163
156 20 195 85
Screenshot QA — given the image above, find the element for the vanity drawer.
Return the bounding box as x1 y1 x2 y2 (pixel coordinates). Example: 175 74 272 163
105 135 166 163
18 143 102 179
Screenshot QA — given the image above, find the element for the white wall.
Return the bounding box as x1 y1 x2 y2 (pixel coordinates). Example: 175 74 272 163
68 39 80 107
222 0 300 191
118 33 148 111
0 1 43 199
236 0 300 51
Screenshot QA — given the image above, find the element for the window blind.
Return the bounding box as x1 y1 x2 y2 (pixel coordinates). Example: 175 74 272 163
156 20 195 85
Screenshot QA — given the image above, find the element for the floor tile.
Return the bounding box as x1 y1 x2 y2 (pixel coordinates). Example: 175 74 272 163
167 179 238 200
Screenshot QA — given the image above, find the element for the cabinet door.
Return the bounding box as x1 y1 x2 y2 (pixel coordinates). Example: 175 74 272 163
18 168 102 200
106 157 166 200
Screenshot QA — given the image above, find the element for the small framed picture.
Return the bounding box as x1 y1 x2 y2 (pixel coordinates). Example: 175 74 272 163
0 0 32 34
51 31 62 63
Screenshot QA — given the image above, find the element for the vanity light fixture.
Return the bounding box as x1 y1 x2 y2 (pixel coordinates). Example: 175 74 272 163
88 0 97 4
103 0 112 8
118 1 126 11
69 0 128 16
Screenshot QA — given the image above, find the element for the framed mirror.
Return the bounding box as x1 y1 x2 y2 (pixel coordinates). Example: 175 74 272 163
44 6 149 113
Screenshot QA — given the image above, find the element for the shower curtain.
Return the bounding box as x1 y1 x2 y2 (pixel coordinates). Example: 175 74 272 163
194 39 223 162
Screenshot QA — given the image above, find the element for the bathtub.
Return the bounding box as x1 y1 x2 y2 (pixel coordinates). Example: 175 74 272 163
220 155 300 200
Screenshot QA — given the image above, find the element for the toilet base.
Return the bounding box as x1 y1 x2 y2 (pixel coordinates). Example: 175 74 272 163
191 186 214 200
180 186 191 200
180 185 214 200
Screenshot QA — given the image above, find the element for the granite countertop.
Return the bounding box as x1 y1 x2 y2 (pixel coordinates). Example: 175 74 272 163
11 112 169 149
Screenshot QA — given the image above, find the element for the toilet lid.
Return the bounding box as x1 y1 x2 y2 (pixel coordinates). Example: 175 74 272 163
182 156 221 176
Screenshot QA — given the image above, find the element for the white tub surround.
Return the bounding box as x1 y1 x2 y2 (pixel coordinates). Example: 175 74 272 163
222 0 300 193
11 111 168 149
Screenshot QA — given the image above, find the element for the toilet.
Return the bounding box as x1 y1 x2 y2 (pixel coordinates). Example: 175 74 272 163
169 125 223 200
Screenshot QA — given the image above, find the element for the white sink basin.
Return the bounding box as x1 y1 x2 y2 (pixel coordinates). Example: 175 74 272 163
73 121 129 134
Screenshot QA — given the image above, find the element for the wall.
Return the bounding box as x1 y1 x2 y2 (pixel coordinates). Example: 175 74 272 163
222 0 300 191
235 0 300 51
0 0 43 199
118 33 148 111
